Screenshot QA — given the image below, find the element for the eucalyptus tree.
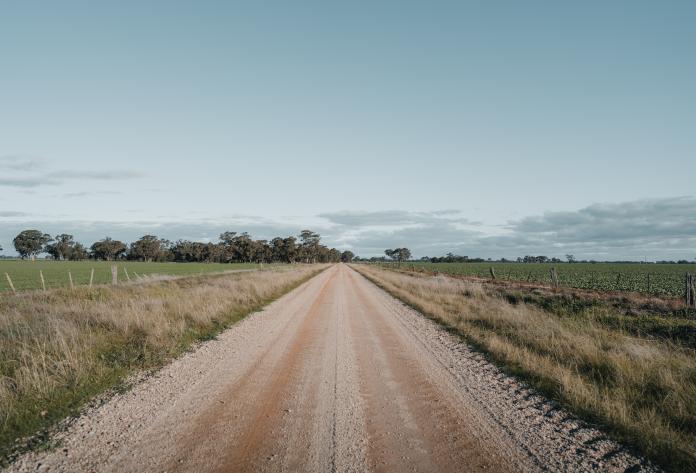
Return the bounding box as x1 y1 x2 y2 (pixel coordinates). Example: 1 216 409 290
385 248 411 266
13 229 52 260
90 237 127 261
45 234 78 260
299 230 321 263
127 235 171 262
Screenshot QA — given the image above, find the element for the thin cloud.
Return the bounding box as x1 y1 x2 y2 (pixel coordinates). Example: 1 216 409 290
58 190 123 198
319 210 474 227
0 211 28 217
47 170 145 180
0 155 46 171
0 153 145 188
0 177 58 188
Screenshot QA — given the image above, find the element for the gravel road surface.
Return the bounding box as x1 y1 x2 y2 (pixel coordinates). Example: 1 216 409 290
6 264 655 472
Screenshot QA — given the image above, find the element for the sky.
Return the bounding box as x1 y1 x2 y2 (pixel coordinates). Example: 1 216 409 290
1 1 695 259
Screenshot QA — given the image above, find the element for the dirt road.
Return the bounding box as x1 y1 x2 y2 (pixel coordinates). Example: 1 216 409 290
8 264 654 472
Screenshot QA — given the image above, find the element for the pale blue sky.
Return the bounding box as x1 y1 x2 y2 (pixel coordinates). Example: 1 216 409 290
1 1 695 258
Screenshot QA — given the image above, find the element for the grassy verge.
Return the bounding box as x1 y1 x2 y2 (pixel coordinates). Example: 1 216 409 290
351 264 696 472
0 265 326 464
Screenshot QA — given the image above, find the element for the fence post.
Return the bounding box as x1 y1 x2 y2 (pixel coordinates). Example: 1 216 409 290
111 265 118 285
40 270 46 292
89 268 94 288
5 273 16 295
489 267 496 280
68 271 74 290
550 267 559 289
686 273 695 308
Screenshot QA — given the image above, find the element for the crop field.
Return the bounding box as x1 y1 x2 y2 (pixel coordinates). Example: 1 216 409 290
402 262 696 297
0 260 264 292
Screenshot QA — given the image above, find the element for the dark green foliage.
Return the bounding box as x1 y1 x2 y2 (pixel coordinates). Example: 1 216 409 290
12 230 52 260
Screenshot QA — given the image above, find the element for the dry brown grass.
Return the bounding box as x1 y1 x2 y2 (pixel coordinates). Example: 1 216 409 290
352 264 696 472
0 265 325 462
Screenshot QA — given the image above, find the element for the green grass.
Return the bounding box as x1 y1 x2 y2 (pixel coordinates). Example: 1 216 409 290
0 260 264 292
403 262 696 297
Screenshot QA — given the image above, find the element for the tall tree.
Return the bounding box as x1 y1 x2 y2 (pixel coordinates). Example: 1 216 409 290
13 230 52 260
128 235 171 262
232 232 254 263
385 247 411 266
299 230 321 263
283 236 298 263
45 234 77 260
69 242 89 260
90 237 127 261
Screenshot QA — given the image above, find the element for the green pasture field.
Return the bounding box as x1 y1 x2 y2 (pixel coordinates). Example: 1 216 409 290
403 262 696 297
0 260 263 292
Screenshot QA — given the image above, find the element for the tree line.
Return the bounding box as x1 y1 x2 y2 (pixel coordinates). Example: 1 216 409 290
8 229 356 264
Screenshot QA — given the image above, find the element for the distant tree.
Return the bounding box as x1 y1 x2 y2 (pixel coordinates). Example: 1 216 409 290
45 234 78 260
566 254 576 263
90 237 127 261
233 233 254 263
219 231 237 246
171 240 213 262
340 250 355 263
69 242 89 260
299 230 321 263
521 255 550 263
218 231 257 263
199 242 224 263
270 237 286 262
13 229 52 260
328 248 341 263
283 236 298 263
253 239 272 263
385 248 411 266
128 235 171 262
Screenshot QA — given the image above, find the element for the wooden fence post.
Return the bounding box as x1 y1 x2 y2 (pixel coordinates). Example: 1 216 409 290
89 268 94 288
68 271 74 290
489 267 496 279
40 270 46 292
550 267 559 289
686 273 695 308
111 265 118 285
5 273 16 295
